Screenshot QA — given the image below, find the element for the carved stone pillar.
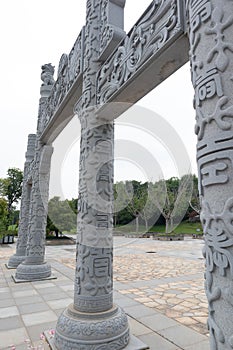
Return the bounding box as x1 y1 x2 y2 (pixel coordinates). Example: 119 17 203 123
187 0 233 348
14 64 55 281
15 144 53 280
7 134 36 268
54 0 129 349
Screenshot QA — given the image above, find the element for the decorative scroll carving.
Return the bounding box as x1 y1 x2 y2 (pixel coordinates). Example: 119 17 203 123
40 29 84 131
97 0 184 104
205 6 233 72
201 197 233 348
54 305 129 350
195 96 233 140
201 198 233 277
25 145 53 260
56 308 127 338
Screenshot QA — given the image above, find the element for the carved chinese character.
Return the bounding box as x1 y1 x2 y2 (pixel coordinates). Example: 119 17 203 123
195 68 223 106
190 0 211 33
198 150 233 194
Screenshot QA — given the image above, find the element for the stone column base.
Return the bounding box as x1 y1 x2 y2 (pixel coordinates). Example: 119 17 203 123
46 331 149 350
54 304 131 350
7 254 26 269
15 261 52 281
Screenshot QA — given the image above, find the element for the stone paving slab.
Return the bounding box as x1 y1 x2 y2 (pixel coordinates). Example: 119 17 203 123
139 332 182 350
159 324 208 348
0 238 209 349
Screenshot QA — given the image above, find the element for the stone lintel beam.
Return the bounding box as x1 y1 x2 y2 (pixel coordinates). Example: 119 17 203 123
96 0 189 118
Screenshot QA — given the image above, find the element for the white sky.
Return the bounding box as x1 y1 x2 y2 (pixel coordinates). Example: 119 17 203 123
0 0 197 199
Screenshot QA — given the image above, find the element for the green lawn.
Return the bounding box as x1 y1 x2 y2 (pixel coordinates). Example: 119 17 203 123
65 221 203 236
149 221 203 234
114 221 203 235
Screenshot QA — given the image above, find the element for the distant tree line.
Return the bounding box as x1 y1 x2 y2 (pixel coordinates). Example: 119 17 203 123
47 174 199 235
0 168 199 235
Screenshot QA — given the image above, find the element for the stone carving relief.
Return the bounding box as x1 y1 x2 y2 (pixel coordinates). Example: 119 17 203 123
205 7 233 72
41 63 55 86
56 308 128 339
54 305 129 350
74 244 113 312
201 198 233 277
77 123 114 249
75 245 112 296
97 0 184 104
26 145 53 260
189 2 233 142
40 29 84 132
8 134 36 267
198 151 232 196
201 197 233 348
188 0 212 84
188 0 233 347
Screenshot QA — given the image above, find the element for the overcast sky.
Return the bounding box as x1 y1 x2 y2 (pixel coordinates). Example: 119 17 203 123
0 0 196 199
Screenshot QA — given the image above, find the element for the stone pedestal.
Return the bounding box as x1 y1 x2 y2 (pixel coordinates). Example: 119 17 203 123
55 304 129 349
8 134 36 268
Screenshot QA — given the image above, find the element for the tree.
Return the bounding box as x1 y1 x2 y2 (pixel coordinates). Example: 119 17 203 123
114 181 133 226
139 181 166 232
189 174 200 214
47 196 77 235
151 175 193 233
126 181 147 233
0 197 8 230
0 168 23 225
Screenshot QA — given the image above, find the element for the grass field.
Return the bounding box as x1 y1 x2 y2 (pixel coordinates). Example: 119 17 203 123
64 221 203 236
149 221 203 234
114 221 203 235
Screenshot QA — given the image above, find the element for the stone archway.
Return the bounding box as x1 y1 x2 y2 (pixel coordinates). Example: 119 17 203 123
8 0 233 348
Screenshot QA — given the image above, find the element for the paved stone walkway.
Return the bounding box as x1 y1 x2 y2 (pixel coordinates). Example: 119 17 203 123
60 237 208 337
0 237 209 350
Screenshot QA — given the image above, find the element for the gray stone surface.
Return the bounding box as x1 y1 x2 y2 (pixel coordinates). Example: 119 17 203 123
139 314 178 332
18 302 50 314
187 0 233 348
159 325 207 348
0 316 23 331
186 340 210 350
22 310 57 326
14 72 54 281
0 328 29 348
53 1 130 349
139 333 181 350
45 331 149 350
0 242 210 349
55 304 130 349
7 134 36 268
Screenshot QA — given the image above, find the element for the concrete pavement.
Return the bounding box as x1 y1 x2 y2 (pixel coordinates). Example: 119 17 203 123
0 237 209 349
